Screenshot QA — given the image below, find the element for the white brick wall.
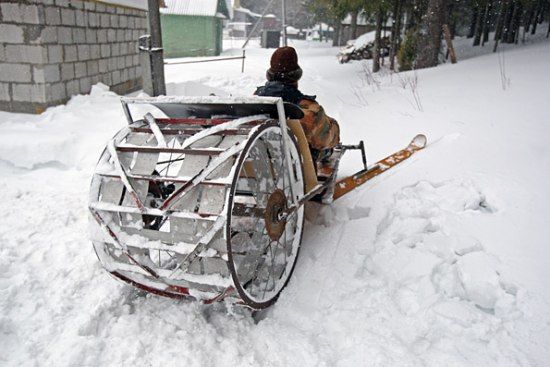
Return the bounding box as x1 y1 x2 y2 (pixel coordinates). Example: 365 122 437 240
0 83 10 101
4 45 47 63
0 24 25 43
0 64 32 83
0 0 147 113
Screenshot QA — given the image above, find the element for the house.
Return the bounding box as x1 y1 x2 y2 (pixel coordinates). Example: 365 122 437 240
339 12 392 45
306 23 334 42
228 1 280 40
230 6 260 38
340 12 371 45
160 0 232 58
0 0 148 114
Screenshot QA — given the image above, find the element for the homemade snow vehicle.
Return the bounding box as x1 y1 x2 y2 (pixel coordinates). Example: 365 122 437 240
89 96 426 309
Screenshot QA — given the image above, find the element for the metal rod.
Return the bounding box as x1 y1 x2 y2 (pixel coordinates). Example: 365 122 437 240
121 100 133 125
96 171 230 186
359 140 367 170
337 141 368 170
282 0 287 46
276 99 297 204
129 126 250 136
90 201 219 221
282 162 383 219
115 146 225 155
165 54 245 66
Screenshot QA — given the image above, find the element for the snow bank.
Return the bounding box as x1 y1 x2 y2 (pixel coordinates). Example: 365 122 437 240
0 84 125 170
0 82 232 170
352 31 376 49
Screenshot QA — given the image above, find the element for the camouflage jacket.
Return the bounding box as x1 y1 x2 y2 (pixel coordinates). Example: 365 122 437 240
255 81 340 151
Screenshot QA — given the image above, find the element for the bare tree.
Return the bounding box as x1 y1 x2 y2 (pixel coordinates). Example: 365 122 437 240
468 5 480 38
333 21 342 46
531 0 543 34
389 0 404 70
473 1 485 46
373 7 384 72
350 9 359 40
481 0 493 45
502 0 518 43
511 1 523 43
493 0 511 51
415 0 446 69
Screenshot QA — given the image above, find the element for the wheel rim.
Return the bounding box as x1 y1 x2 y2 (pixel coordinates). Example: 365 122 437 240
227 123 304 308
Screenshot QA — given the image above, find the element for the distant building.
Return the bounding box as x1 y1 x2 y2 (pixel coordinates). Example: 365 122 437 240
0 0 148 114
228 0 280 39
306 23 334 42
160 0 232 58
286 26 306 40
340 12 371 45
339 12 391 45
263 14 279 31
230 6 260 38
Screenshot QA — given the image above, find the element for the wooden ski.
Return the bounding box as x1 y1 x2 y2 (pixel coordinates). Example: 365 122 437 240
333 134 427 200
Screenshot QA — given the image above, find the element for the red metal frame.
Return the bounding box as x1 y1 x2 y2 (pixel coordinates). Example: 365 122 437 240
110 272 235 304
154 118 266 126
129 127 250 136
111 271 190 299
155 118 231 125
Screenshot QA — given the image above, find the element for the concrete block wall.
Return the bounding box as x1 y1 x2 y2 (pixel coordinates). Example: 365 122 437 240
0 0 147 114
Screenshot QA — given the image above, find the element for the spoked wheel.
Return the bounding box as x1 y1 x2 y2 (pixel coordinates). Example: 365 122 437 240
227 122 305 309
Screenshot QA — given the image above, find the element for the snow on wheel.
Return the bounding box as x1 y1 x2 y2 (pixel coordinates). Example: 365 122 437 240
227 122 304 309
88 97 305 309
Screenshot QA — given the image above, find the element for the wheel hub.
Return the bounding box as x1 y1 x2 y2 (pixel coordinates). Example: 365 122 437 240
265 189 288 241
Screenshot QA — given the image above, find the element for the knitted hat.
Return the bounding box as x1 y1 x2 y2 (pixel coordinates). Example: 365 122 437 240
266 46 303 83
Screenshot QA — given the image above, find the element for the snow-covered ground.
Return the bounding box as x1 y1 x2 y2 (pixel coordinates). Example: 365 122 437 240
1 33 550 366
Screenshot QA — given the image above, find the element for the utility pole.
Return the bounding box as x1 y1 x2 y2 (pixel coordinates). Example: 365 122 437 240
282 0 288 46
144 0 166 96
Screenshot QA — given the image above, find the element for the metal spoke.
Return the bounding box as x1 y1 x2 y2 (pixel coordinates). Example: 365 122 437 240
258 139 277 193
277 140 286 190
278 138 293 199
246 146 268 208
262 241 275 299
277 238 287 277
240 225 269 280
227 124 304 306
241 248 274 290
264 138 279 189
270 236 282 281
157 136 178 176
166 136 178 175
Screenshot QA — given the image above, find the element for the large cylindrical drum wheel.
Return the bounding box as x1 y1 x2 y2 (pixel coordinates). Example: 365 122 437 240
227 122 305 309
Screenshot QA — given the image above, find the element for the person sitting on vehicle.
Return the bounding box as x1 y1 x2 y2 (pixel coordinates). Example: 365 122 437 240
254 46 340 167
